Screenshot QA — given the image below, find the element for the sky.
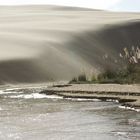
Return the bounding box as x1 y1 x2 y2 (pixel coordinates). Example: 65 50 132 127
0 0 139 12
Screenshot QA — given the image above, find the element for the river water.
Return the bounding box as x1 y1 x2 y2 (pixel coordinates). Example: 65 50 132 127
0 87 140 140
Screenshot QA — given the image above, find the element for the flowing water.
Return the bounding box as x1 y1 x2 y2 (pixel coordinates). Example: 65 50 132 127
0 86 140 140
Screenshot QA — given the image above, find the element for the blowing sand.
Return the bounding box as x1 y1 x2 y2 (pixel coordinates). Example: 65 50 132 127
0 5 140 84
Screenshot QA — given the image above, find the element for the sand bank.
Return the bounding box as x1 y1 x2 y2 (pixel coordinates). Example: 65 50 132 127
40 84 140 110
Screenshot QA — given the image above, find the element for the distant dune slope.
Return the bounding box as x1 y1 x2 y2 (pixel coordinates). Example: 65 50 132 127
62 21 140 72
0 5 140 84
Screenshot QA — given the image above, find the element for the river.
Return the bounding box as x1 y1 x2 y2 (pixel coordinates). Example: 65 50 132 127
0 86 140 140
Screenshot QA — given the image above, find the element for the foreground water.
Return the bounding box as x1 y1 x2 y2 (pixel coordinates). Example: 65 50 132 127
0 87 140 140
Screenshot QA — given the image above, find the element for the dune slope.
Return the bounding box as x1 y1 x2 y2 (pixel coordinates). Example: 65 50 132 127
0 5 140 84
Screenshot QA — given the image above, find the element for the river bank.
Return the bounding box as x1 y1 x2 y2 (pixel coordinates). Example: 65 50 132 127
40 84 140 111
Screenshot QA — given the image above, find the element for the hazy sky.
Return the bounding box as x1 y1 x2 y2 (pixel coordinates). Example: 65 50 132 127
0 0 139 12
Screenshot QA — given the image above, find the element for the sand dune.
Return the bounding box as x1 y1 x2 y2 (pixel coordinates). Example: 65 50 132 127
0 5 140 84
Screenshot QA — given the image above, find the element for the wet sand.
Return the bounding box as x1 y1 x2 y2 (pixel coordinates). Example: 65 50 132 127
41 84 140 110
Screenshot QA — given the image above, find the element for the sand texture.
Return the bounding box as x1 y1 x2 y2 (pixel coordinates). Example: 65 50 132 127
41 84 140 108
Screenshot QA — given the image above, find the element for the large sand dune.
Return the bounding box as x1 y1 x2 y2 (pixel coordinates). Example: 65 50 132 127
0 5 140 84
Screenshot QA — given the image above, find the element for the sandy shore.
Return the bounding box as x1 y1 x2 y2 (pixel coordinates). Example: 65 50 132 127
40 84 140 110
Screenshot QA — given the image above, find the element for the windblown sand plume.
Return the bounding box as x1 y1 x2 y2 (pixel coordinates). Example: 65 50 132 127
0 5 140 84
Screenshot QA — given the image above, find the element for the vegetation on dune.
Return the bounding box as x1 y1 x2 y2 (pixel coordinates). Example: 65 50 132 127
69 46 140 84
69 74 90 84
96 64 140 84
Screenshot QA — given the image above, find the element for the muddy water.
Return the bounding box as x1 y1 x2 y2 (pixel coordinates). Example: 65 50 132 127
0 87 140 140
